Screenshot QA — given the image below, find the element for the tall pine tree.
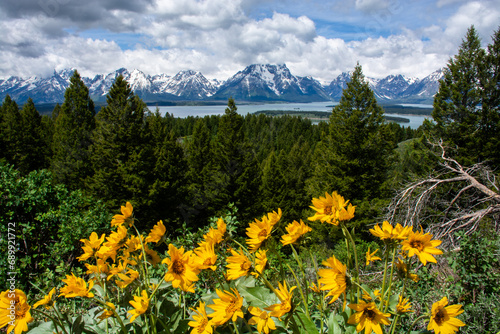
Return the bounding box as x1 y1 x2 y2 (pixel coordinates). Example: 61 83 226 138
308 64 390 203
0 95 21 165
18 98 47 173
51 70 95 189
432 26 486 165
213 98 261 221
89 75 148 211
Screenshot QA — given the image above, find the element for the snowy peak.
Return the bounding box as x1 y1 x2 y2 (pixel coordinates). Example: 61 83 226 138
0 65 443 104
214 64 328 102
163 70 218 98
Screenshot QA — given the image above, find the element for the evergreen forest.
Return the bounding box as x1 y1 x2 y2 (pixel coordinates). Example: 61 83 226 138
0 25 499 334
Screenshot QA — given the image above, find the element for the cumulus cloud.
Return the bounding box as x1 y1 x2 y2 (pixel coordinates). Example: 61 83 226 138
0 0 499 83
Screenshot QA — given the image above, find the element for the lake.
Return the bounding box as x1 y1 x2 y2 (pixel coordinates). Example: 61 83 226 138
150 101 431 129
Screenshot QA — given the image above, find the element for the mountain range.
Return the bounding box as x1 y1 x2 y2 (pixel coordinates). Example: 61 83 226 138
0 64 442 105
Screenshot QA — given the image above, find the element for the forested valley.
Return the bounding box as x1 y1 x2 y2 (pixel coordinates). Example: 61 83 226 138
1 25 499 333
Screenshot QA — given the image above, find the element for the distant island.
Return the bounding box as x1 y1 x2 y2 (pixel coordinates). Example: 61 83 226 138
254 104 434 124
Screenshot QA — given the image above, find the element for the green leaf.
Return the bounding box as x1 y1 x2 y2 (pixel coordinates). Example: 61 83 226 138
293 311 320 334
239 286 277 309
328 312 342 334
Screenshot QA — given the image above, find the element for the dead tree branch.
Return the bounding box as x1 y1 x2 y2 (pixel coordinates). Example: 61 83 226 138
386 140 500 249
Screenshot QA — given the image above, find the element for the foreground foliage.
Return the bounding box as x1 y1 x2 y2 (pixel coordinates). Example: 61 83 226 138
1 193 468 334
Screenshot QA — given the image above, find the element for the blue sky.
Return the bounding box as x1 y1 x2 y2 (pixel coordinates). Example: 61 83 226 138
0 0 499 82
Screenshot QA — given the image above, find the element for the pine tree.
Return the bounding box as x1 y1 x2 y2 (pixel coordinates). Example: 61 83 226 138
308 64 390 202
88 75 148 210
480 27 500 165
0 95 22 165
213 98 261 221
18 98 47 172
51 70 95 189
184 117 217 224
432 26 486 165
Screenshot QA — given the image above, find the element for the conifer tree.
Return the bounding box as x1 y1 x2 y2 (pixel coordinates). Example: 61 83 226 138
184 117 217 224
18 98 47 172
480 27 500 165
89 75 148 210
308 64 390 202
432 26 487 165
51 70 95 189
214 98 260 221
0 95 22 165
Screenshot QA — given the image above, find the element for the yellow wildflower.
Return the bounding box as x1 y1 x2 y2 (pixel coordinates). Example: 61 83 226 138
427 297 465 334
128 290 149 323
163 244 200 293
207 288 244 326
248 306 276 334
111 201 134 227
146 220 166 243
401 228 443 265
365 247 382 265
347 300 391 334
369 221 411 241
59 274 94 298
77 232 105 262
188 301 213 334
265 281 296 319
0 289 33 334
308 191 355 225
281 220 312 246
33 288 56 310
226 248 252 280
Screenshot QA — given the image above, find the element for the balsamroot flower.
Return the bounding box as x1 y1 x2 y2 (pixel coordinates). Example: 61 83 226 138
33 288 56 310
308 191 355 225
145 220 166 243
401 228 443 265
248 306 276 334
396 296 412 314
369 221 411 241
226 248 252 280
318 255 348 304
207 288 244 326
59 274 94 298
365 247 381 265
347 300 390 334
280 220 312 246
252 249 268 277
265 281 296 319
128 290 149 323
427 297 465 334
111 201 134 227
163 244 200 293
246 216 273 252
77 232 105 261
0 289 33 334
188 301 213 334
194 242 218 271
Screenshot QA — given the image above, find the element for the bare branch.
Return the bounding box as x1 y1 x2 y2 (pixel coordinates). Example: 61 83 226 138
386 140 500 249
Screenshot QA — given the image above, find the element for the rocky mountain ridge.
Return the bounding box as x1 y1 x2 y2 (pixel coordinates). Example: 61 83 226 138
0 64 442 105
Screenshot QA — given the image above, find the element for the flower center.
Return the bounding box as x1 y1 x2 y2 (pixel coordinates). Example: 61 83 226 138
241 261 251 271
197 318 208 333
324 206 333 215
409 240 424 251
227 299 239 313
258 229 268 239
172 259 185 275
365 309 376 321
434 308 446 325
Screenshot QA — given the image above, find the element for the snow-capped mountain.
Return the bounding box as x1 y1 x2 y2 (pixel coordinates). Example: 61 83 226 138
324 69 443 103
213 64 329 102
0 65 443 105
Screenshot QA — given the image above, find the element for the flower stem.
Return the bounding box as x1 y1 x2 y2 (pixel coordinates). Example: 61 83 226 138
383 246 397 312
285 262 310 319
